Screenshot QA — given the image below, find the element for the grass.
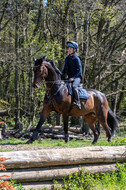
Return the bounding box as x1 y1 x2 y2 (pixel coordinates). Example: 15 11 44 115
33 135 126 147
0 130 126 151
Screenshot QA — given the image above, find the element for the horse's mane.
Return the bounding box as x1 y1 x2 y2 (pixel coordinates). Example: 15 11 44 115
44 57 62 80
35 56 62 80
49 60 62 76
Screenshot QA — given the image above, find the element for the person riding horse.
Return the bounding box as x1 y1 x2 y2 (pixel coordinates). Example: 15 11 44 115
26 55 118 144
62 41 82 110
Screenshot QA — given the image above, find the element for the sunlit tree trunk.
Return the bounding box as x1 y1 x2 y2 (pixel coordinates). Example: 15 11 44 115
15 2 20 127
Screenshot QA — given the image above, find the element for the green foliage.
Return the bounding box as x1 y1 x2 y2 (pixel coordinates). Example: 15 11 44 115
120 96 126 110
91 163 126 190
95 137 126 146
16 184 25 190
0 99 10 110
64 170 95 190
32 40 62 62
0 0 125 126
53 163 126 190
0 138 27 147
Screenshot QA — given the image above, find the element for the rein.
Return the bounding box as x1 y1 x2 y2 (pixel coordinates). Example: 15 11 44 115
40 79 65 99
33 62 66 99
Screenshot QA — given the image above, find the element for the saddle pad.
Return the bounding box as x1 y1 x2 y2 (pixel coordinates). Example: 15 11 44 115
67 83 89 100
78 88 89 99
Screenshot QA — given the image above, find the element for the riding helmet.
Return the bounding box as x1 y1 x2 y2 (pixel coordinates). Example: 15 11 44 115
67 41 78 50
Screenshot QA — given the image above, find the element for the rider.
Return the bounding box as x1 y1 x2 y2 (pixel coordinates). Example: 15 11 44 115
62 41 82 109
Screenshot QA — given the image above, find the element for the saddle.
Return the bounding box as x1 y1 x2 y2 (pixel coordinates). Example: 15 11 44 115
66 82 89 100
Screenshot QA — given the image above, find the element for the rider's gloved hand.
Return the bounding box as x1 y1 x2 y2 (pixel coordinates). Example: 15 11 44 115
68 78 74 82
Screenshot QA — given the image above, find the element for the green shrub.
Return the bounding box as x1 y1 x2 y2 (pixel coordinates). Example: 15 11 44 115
53 163 126 190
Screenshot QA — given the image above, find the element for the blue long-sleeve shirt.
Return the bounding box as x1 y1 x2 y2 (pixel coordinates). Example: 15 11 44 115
62 53 82 79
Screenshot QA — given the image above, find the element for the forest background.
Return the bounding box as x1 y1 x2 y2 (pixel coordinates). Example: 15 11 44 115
0 0 125 129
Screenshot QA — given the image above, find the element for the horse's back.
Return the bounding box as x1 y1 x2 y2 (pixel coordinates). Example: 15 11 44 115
86 89 106 99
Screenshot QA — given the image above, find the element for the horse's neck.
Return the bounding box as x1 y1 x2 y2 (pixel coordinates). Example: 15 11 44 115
45 68 59 92
44 65 67 96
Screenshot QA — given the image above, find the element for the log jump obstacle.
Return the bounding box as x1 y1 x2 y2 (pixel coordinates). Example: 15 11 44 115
0 146 126 190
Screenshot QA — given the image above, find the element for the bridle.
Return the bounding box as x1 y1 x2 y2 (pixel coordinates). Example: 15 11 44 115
33 64 65 99
33 65 45 79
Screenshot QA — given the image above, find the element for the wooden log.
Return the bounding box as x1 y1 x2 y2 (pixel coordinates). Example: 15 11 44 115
22 181 58 190
41 133 84 140
119 124 126 127
22 181 64 190
69 127 82 133
0 110 8 116
0 163 117 183
1 146 126 169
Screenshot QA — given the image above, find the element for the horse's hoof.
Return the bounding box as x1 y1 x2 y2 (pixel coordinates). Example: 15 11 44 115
92 140 97 144
65 135 69 143
26 139 34 144
108 138 112 142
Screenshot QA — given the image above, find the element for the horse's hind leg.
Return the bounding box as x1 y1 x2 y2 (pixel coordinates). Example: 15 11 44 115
99 120 112 142
85 115 99 144
97 110 112 142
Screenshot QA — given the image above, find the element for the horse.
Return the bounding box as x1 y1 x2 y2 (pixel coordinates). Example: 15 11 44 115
27 56 119 144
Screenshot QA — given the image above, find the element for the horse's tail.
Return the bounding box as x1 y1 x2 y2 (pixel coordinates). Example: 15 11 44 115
107 107 119 136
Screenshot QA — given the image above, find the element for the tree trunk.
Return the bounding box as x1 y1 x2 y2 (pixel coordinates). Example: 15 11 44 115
70 117 80 127
82 7 89 85
116 85 125 114
15 2 20 127
81 5 90 134
81 117 90 135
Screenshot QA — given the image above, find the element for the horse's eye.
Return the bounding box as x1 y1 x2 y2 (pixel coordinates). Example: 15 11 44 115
37 67 40 71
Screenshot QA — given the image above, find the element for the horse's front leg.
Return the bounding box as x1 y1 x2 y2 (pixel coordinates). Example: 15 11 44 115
63 113 69 143
27 106 51 144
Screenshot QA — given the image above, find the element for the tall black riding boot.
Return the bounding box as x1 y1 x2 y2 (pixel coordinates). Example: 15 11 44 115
73 87 81 109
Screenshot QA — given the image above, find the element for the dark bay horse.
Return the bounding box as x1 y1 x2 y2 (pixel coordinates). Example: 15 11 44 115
27 56 119 144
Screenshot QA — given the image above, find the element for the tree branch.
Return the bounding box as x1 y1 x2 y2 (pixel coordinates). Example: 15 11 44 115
0 0 9 25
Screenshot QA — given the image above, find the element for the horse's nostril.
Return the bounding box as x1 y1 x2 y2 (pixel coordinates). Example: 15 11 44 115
32 83 36 88
32 82 39 88
35 85 38 88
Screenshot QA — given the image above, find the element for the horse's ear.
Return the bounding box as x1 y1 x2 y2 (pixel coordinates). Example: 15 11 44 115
33 57 36 62
39 56 46 65
42 55 47 61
